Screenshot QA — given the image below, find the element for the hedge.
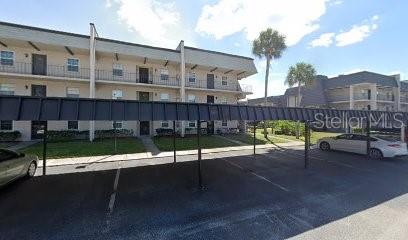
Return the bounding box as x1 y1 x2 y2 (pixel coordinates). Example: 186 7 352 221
45 129 134 142
0 131 21 141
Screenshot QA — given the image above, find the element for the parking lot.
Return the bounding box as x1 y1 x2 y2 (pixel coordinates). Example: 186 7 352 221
1 146 408 239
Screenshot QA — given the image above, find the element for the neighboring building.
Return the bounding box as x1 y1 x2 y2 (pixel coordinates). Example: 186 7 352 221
0 21 256 141
248 71 407 112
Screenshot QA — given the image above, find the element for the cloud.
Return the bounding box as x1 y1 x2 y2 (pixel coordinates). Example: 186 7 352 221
106 0 194 48
309 32 335 47
310 15 379 48
195 0 330 46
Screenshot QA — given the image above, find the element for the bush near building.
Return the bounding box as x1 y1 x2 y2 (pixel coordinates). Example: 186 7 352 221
0 131 21 142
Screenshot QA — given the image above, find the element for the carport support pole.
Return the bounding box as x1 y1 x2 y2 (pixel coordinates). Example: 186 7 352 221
197 120 203 189
42 126 47 176
173 121 176 163
253 122 256 156
366 107 371 160
304 121 310 169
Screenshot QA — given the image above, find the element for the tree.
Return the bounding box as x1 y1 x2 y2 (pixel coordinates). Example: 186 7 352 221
285 62 317 138
252 28 287 138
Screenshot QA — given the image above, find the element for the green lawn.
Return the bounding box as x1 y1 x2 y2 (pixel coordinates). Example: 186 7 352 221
21 138 145 159
224 133 290 145
153 135 239 151
274 131 340 145
0 142 17 149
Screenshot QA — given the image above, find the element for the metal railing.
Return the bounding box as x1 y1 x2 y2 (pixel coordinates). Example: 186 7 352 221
95 69 180 86
0 62 252 92
0 62 91 79
377 94 394 101
353 93 370 100
327 95 350 102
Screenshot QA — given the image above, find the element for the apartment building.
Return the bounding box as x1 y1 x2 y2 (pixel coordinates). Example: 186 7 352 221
248 71 407 112
0 21 256 141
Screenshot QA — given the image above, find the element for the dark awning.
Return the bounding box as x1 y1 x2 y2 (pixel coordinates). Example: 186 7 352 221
0 95 406 122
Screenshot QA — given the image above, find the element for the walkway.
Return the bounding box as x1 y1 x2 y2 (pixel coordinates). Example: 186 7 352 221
38 141 304 167
139 136 161 156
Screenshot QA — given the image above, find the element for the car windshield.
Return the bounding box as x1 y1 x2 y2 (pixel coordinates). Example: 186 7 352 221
374 135 400 142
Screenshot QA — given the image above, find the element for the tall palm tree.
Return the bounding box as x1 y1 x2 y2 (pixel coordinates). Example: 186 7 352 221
253 28 287 138
285 62 317 138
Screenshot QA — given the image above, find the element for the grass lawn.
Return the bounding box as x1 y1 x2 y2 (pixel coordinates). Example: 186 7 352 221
153 135 239 151
274 131 340 145
21 138 145 159
0 142 17 149
225 133 290 145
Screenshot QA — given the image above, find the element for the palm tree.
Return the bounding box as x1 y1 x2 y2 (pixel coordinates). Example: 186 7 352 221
285 62 317 138
253 28 287 138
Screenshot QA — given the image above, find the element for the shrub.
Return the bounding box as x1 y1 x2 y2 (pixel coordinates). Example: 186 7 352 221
156 128 174 136
0 131 21 141
95 129 134 139
46 130 88 142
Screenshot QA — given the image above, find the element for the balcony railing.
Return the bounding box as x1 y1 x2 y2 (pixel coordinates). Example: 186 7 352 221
0 62 252 92
328 95 350 102
377 94 394 101
0 62 90 79
186 78 252 93
353 93 370 100
95 69 180 86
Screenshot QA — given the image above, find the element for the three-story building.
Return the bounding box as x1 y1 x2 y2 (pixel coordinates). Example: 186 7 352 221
0 21 256 141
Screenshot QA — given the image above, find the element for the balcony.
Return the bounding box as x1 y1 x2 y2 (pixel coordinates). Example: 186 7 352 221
95 69 180 87
328 95 350 102
377 94 394 102
353 93 370 100
0 61 90 80
186 78 252 93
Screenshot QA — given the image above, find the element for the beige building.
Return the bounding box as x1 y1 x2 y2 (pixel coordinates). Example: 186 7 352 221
0 21 256 141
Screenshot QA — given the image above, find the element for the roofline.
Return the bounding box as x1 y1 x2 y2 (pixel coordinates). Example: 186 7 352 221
184 46 254 61
0 21 256 60
0 21 90 39
95 37 180 53
330 70 395 80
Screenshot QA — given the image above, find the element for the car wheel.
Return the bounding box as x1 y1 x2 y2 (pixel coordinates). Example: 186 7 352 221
27 162 37 178
369 148 383 160
320 141 330 151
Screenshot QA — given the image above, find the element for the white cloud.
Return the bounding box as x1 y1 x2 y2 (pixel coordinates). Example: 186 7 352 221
310 15 379 48
106 0 194 48
195 0 329 46
310 32 335 47
335 16 379 47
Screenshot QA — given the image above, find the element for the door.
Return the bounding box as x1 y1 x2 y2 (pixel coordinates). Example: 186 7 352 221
32 54 47 75
139 68 149 84
140 121 150 135
139 92 150 101
206 95 215 134
207 74 214 89
31 121 47 140
207 95 214 104
332 134 353 151
350 134 369 154
31 85 46 97
7 154 27 180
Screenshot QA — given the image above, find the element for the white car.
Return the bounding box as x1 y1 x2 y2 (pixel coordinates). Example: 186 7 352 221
317 134 408 159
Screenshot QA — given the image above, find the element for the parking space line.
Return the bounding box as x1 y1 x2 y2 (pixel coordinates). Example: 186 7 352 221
222 159 290 192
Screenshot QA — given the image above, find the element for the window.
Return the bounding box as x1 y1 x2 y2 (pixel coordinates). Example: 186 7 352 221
0 120 12 131
188 121 196 128
66 87 79 98
113 64 123 77
188 94 196 103
113 121 123 129
161 121 169 128
222 76 228 86
0 84 15 95
221 97 228 104
188 72 196 83
160 69 169 81
112 90 123 99
160 93 170 101
222 120 228 127
0 149 18 162
68 121 78 130
67 58 79 72
0 51 14 66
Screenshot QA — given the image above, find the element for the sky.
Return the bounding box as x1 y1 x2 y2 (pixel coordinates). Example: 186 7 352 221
1 0 407 99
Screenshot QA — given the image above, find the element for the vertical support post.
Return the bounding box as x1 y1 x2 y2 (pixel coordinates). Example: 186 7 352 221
253 122 257 156
366 105 371 159
304 121 310 169
113 122 117 154
42 125 48 176
197 120 203 189
173 120 176 163
89 23 96 142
